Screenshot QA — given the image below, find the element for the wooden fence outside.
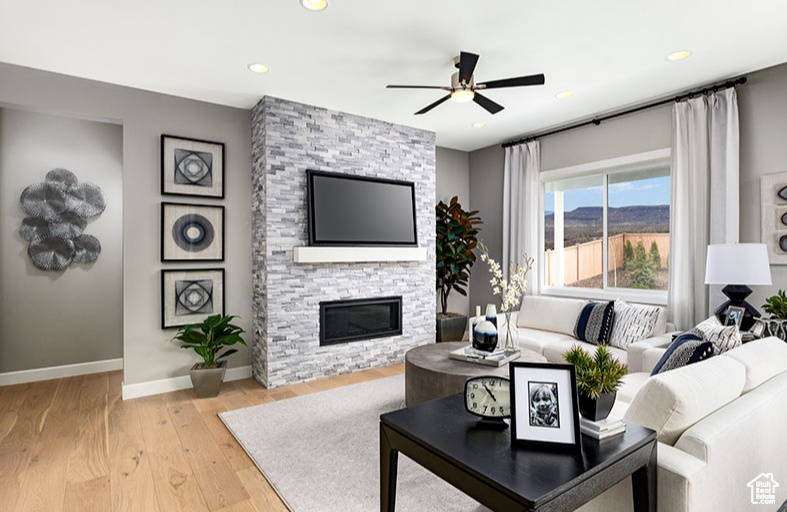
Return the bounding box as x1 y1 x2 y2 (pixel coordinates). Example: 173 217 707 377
545 233 670 286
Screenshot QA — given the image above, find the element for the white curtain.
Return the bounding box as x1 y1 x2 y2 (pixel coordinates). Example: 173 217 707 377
503 141 540 294
668 88 739 330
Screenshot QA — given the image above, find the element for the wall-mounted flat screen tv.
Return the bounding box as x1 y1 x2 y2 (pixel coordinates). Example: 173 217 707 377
307 170 418 246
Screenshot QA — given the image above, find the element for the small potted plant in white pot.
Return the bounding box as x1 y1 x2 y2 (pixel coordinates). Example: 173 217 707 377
172 314 247 398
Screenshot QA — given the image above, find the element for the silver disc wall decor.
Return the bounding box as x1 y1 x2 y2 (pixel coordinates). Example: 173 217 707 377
19 169 106 271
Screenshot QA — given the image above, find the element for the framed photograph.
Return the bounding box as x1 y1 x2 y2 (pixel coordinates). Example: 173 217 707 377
509 362 582 453
162 269 225 329
725 306 746 328
161 202 224 262
752 319 766 338
161 134 224 198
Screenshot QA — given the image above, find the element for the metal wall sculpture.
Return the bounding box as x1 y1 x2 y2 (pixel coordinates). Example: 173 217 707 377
20 168 106 271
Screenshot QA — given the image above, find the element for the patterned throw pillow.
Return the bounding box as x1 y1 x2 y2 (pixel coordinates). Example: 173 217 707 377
651 333 715 375
687 316 742 354
609 301 662 349
574 301 615 345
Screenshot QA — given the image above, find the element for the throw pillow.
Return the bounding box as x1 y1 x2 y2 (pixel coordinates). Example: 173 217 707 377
609 300 662 349
687 315 742 354
651 333 715 375
574 301 615 345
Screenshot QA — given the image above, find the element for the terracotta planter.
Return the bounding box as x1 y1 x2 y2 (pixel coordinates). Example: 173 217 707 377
189 361 227 398
578 391 617 422
436 314 467 342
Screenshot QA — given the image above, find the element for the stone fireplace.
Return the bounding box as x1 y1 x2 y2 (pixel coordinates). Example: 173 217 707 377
251 96 436 388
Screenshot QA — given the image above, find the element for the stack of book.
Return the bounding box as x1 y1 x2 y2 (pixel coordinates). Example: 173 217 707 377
580 415 625 440
448 346 520 367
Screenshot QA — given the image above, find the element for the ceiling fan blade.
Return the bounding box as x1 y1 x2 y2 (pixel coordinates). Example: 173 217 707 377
387 85 450 90
415 94 451 115
473 93 504 115
459 52 480 84
477 74 546 89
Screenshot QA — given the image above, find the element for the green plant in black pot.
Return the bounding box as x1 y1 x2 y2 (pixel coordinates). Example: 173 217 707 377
564 344 627 421
763 290 787 320
172 314 247 398
435 196 482 342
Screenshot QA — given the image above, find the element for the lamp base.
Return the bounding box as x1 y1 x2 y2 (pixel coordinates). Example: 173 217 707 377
713 284 761 331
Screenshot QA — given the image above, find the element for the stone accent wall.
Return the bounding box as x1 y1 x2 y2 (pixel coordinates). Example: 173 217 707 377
251 96 436 388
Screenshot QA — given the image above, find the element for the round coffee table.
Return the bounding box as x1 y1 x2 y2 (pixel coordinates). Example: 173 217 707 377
405 342 548 406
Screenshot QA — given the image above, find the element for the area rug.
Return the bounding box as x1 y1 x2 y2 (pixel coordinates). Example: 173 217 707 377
220 375 489 512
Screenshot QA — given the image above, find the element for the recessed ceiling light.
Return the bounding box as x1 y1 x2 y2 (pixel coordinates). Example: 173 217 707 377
248 63 270 73
472 122 486 128
555 91 574 100
451 90 475 103
667 50 691 62
300 0 327 10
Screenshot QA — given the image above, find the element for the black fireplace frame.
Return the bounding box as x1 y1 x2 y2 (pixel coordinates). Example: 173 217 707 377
319 296 403 346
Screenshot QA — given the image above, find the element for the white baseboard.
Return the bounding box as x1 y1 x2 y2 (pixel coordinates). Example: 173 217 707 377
0 358 124 386
121 365 253 400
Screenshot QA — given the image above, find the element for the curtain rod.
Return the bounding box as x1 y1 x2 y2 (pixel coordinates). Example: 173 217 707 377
501 76 748 149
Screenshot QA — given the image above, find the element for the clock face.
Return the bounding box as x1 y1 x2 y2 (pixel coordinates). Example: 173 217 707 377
464 376 511 419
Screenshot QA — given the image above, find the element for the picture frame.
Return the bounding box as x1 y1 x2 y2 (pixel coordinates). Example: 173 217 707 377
161 268 225 329
161 134 225 198
509 362 582 453
161 202 224 262
752 319 766 338
760 172 787 265
725 306 746 328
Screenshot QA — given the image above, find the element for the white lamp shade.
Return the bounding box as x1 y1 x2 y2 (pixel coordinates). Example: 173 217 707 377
705 244 772 285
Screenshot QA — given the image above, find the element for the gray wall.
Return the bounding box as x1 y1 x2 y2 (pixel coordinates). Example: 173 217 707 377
0 63 252 386
251 96 435 387
468 60 787 316
0 108 123 372
739 63 787 309
435 146 471 316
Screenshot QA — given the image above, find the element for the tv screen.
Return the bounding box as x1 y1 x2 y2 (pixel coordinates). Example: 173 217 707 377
307 170 417 246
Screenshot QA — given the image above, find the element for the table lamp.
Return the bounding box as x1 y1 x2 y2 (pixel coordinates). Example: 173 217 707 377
705 243 772 331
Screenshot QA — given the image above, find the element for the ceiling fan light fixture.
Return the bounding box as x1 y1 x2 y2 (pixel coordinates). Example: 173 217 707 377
247 63 270 74
451 89 475 103
667 50 691 61
300 0 327 10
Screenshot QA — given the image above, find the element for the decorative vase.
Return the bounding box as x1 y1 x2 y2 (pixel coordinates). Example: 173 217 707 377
578 391 617 422
503 310 518 355
472 320 498 352
436 314 467 342
189 361 227 398
764 318 787 342
485 304 498 329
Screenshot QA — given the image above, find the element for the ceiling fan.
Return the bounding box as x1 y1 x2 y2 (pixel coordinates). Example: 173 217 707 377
386 51 545 115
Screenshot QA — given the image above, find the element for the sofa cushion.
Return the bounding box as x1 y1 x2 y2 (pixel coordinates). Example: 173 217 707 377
516 328 577 355
624 356 746 445
650 334 715 375
516 296 585 336
653 306 668 336
687 315 741 354
609 300 662 349
722 337 787 393
574 301 616 345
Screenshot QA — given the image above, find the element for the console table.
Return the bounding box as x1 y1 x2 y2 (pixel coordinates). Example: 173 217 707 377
380 393 656 512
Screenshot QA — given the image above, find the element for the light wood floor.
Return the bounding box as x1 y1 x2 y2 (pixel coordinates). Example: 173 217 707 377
0 363 404 512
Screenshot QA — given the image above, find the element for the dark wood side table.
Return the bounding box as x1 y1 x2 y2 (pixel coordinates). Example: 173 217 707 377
380 393 656 512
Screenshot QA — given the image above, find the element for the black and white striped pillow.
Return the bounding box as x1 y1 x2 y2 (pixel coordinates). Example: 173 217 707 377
609 301 661 349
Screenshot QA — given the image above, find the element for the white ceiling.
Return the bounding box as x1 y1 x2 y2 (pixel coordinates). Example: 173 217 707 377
1 0 786 151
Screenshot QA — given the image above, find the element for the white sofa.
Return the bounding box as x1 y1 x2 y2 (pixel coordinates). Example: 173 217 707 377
464 295 676 372
578 336 787 512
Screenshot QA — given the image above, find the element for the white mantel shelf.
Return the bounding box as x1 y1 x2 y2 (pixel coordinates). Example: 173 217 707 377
293 246 427 264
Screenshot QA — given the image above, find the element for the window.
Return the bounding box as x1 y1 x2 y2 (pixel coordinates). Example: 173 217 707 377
541 151 671 302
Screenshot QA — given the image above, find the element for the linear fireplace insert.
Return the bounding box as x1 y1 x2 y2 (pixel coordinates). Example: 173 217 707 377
319 296 402 346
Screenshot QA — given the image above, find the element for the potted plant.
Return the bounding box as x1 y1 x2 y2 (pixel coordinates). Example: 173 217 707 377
762 289 787 341
563 344 627 421
436 196 482 342
172 314 247 398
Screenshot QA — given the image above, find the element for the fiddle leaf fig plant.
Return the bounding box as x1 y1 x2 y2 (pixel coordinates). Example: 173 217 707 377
172 314 246 368
564 344 627 399
763 289 787 320
436 196 482 315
